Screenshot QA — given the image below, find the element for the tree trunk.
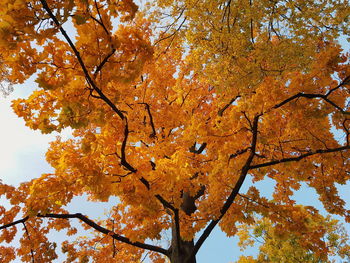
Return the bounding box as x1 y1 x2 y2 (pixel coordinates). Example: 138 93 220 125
168 190 203 262
170 237 196 263
169 215 196 263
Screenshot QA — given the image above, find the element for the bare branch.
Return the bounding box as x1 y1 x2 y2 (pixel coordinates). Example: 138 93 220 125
111 219 117 258
218 95 240 116
342 119 350 146
139 176 181 248
173 209 181 254
138 103 157 138
138 177 177 213
325 75 350 97
90 1 117 77
238 193 269 208
39 0 125 120
0 214 169 256
93 0 110 37
193 114 261 255
40 213 169 255
249 0 254 45
274 92 350 114
93 48 116 77
120 118 137 172
189 142 207 154
155 16 187 54
111 171 134 183
155 10 186 45
229 147 250 162
272 75 350 114
249 146 350 170
0 216 29 230
22 222 35 263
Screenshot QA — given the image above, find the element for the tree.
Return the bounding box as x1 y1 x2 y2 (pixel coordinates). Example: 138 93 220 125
236 208 350 262
0 0 350 262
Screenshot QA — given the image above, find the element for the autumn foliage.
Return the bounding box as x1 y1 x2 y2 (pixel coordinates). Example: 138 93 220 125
1 0 350 262
237 210 350 262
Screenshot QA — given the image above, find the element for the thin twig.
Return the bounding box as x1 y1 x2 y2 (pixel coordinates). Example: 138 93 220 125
39 0 125 120
138 103 157 138
218 95 241 116
22 222 35 263
249 146 350 170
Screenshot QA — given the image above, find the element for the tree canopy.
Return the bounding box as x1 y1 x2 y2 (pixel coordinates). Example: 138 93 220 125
237 210 350 262
0 0 350 262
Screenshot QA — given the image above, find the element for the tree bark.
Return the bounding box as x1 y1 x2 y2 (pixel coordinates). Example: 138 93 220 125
170 228 196 263
168 187 206 262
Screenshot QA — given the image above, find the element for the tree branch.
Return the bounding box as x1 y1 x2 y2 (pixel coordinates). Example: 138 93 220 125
120 118 137 172
93 48 116 77
39 0 125 120
249 146 350 170
229 147 250 162
237 193 269 209
1 214 169 256
139 176 181 255
0 216 29 230
138 103 157 138
193 114 260 255
40 213 169 254
218 95 240 116
272 75 350 114
39 2 177 224
119 121 177 228
173 209 181 254
89 1 117 78
325 75 350 97
93 0 110 36
22 222 35 263
273 92 350 114
189 142 207 154
139 177 177 213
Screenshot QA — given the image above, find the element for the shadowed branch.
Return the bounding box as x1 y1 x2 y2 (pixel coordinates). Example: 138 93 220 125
249 146 350 170
0 213 169 256
272 75 350 114
193 114 261 255
39 0 125 120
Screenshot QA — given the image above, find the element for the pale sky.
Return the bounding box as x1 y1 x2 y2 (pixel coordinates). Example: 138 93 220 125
0 85 54 186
